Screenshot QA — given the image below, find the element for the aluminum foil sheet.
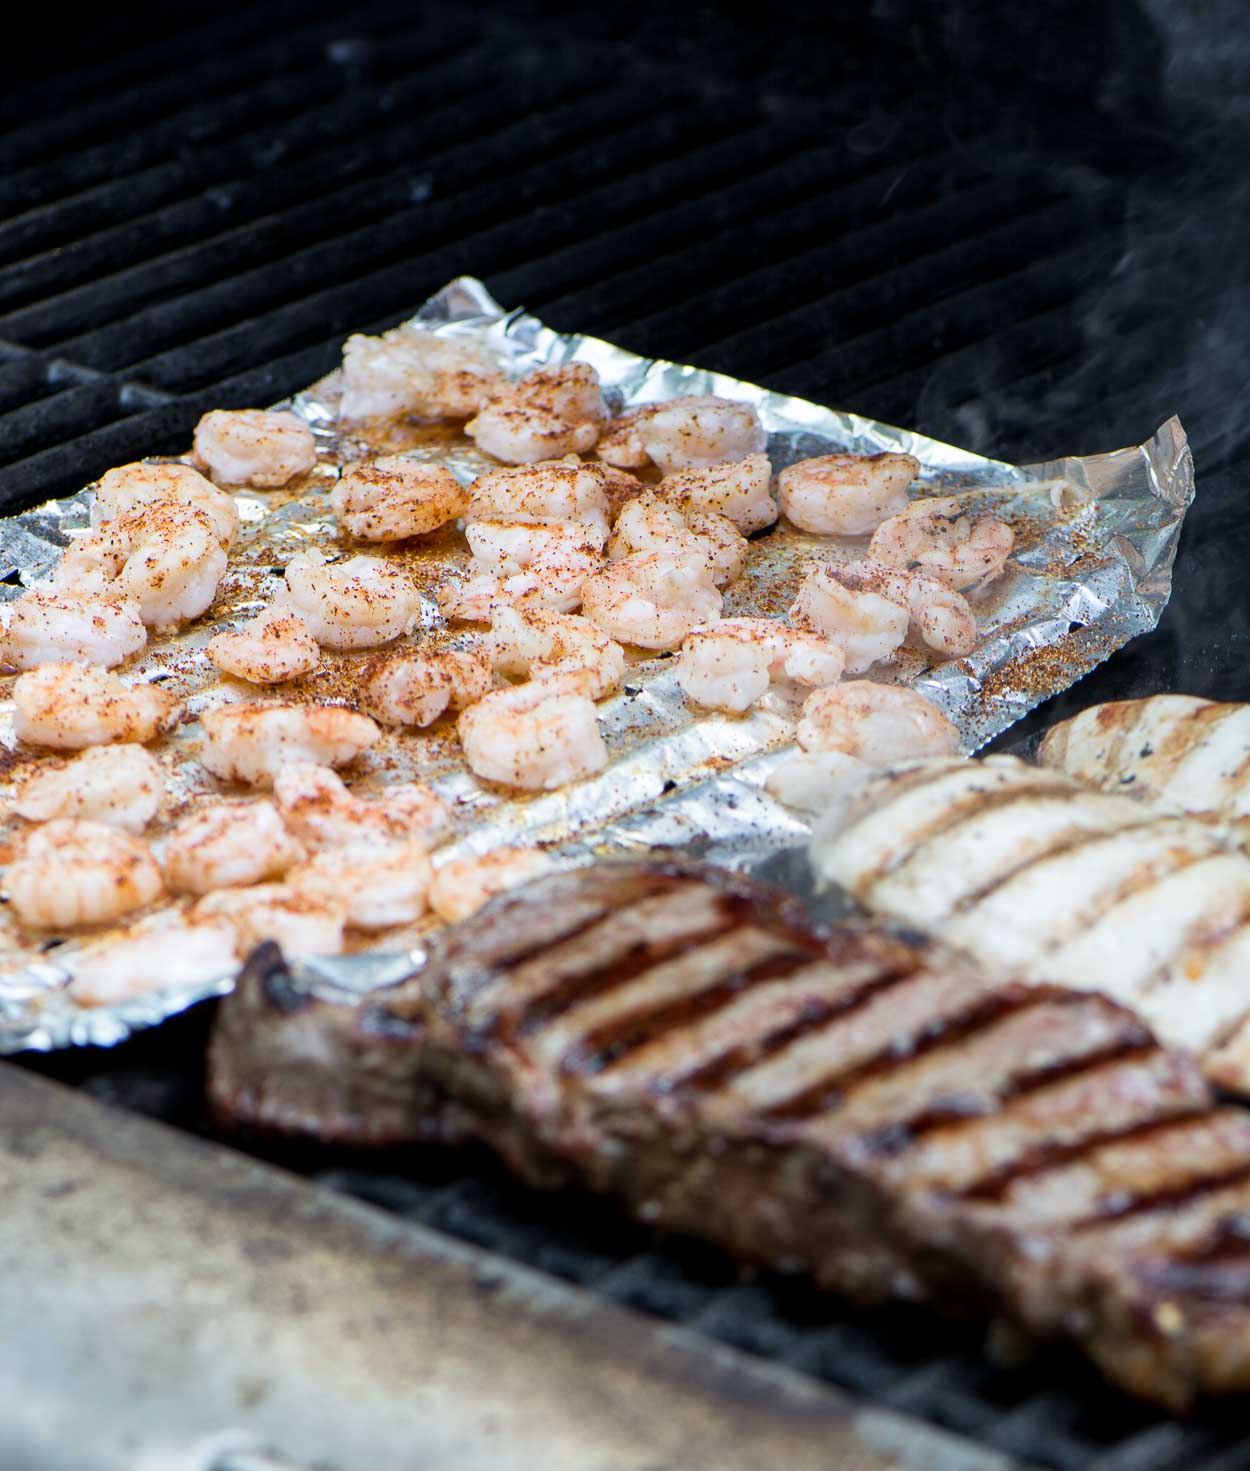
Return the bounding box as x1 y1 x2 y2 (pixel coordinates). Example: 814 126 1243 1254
0 276 1194 1049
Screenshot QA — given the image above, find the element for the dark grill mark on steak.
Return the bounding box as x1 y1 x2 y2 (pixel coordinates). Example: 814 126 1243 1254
676 957 923 1093
958 1104 1219 1203
759 984 1075 1122
1072 1161 1250 1230
566 946 816 1076
513 894 741 1037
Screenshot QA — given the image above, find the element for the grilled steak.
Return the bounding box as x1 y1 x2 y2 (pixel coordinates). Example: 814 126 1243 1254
210 858 1250 1407
812 754 1250 1093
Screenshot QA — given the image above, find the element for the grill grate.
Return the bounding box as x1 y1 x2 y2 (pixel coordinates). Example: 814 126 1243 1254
6 4 1250 1468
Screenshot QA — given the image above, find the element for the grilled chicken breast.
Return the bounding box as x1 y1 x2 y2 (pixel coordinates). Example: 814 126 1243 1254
813 755 1250 1093
213 859 1250 1407
1039 695 1250 832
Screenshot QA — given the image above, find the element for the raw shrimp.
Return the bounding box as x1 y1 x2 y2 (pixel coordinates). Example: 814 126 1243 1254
796 681 962 765
199 703 380 786
466 459 610 541
443 524 604 618
6 819 163 929
13 663 180 750
273 763 451 852
607 494 747 586
484 606 625 700
206 607 321 685
581 549 722 651
776 453 918 536
826 559 978 659
358 648 493 727
332 457 468 541
867 496 1015 591
117 504 228 630
193 408 317 489
68 911 239 1007
294 843 434 929
163 800 305 895
195 883 347 959
13 744 163 832
599 396 767 474
458 680 608 790
427 847 554 923
675 619 846 713
655 454 777 534
466 363 608 462
3 589 146 670
93 461 238 548
789 566 909 673
282 550 423 649
339 326 505 421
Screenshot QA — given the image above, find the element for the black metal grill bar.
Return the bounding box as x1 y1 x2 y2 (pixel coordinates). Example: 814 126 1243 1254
76 114 801 388
0 43 508 313
0 5 455 209
596 187 1080 377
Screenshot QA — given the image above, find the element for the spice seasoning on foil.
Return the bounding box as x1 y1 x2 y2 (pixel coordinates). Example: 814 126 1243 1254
0 276 1194 1051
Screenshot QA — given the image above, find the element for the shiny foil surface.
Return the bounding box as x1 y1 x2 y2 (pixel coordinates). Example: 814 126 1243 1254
0 277 1194 1049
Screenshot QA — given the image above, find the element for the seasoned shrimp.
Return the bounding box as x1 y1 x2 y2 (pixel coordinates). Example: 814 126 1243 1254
358 648 492 727
675 619 845 713
195 883 347 958
443 524 604 618
93 461 238 548
282 550 423 649
599 396 767 474
273 763 451 852
789 566 909 673
600 463 645 520
796 681 962 765
466 459 611 541
117 504 228 630
581 549 722 651
6 820 163 929
13 744 163 832
339 326 505 421
163 800 305 895
193 409 317 489
607 494 747 586
428 847 554 923
51 501 228 633
826 559 978 659
484 606 625 700
200 703 380 786
776 453 918 536
655 454 777 534
13 664 180 750
458 680 608 790
466 363 608 462
867 496 1015 591
206 607 321 685
3 589 146 670
68 911 239 1007
294 843 434 930
332 457 468 541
